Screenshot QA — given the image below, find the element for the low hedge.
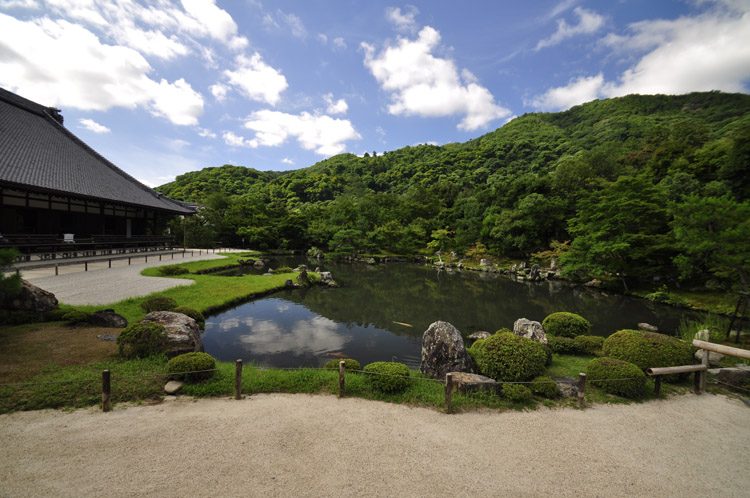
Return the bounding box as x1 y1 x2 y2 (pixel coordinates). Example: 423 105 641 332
529 376 559 398
542 312 591 338
547 336 577 354
500 383 532 402
140 296 178 313
166 352 216 382
363 362 410 393
469 331 547 382
157 265 189 276
587 357 646 399
573 335 605 355
603 329 693 379
62 310 93 325
323 358 361 371
116 322 168 359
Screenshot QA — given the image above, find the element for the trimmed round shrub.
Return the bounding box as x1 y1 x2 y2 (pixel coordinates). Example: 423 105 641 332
45 308 70 321
469 331 547 382
542 312 591 338
587 357 646 399
116 322 168 359
529 376 559 398
62 310 92 325
140 296 178 313
166 352 216 382
172 306 205 329
363 362 410 394
603 329 693 379
573 335 605 355
500 383 533 402
323 358 361 372
157 265 189 276
547 336 577 354
542 344 553 366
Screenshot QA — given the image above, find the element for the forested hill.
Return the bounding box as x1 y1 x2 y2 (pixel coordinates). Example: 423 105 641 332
157 92 750 291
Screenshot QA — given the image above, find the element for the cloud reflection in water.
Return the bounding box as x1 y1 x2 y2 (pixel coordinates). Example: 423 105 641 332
238 315 349 355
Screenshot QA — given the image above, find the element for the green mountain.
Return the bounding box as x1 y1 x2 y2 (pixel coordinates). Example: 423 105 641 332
157 92 750 291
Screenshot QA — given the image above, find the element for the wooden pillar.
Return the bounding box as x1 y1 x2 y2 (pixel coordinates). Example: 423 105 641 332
338 361 346 398
577 373 586 409
234 360 242 400
654 376 662 397
102 370 111 412
699 350 709 394
445 373 454 414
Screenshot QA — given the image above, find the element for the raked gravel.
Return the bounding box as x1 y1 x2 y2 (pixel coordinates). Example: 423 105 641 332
1 393 748 497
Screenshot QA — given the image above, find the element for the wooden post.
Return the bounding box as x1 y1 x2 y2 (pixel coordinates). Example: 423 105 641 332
102 370 111 412
654 375 662 397
339 361 345 398
700 349 709 394
145 255 148 263
445 373 453 414
235 359 242 400
577 373 586 409
128 256 131 265
84 261 88 272
159 254 162 261
55 264 58 276
108 259 112 268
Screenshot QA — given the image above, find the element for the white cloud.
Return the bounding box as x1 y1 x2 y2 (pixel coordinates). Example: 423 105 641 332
530 7 750 111
386 5 419 33
362 26 511 131
223 53 288 105
0 0 40 8
180 0 248 50
222 130 258 148
210 83 228 102
79 118 110 133
277 10 307 38
197 127 217 139
243 109 361 155
323 93 348 114
112 24 189 60
281 157 295 165
166 138 190 151
332 36 346 50
528 73 604 111
536 7 605 50
317 33 328 44
0 14 204 126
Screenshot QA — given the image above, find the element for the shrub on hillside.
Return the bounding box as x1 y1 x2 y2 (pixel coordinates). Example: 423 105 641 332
542 312 591 338
157 265 189 276
172 306 205 329
323 358 361 372
116 322 168 359
573 335 605 355
469 331 547 382
587 357 646 399
166 352 216 382
529 376 559 398
363 362 410 394
140 296 178 313
603 329 693 379
500 383 533 402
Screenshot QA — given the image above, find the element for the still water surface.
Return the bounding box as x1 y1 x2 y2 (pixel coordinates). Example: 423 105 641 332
202 259 698 368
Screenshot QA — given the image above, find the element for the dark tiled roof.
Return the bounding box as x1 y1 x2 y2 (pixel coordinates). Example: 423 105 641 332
0 87 194 214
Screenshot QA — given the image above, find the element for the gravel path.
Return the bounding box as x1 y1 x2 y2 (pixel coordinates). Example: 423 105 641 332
1 393 748 497
22 251 232 305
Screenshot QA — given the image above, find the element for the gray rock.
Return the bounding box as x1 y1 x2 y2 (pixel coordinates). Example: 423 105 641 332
449 372 498 394
480 259 491 267
164 380 184 394
90 309 128 328
97 334 118 342
694 349 723 366
552 377 579 397
253 259 265 269
296 267 310 285
468 331 492 341
366 257 376 264
638 322 659 333
695 329 711 341
717 367 750 388
513 318 548 345
584 279 602 288
420 321 475 379
4 279 58 314
284 279 294 288
142 311 203 355
529 264 540 280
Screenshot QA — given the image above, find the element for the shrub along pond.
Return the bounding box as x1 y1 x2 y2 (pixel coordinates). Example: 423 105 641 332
201 258 697 368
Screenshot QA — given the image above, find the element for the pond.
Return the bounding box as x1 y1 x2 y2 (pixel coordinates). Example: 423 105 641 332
201 258 700 369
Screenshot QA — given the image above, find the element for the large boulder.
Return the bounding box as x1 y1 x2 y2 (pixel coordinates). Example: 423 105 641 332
90 309 128 328
420 321 475 379
4 279 58 314
142 311 203 355
513 318 548 345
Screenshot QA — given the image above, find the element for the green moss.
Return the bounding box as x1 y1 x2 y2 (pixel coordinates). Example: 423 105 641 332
140 296 178 313
363 361 410 393
547 336 577 354
587 357 646 399
323 358 361 371
116 322 168 359
529 376 559 398
542 312 591 338
166 352 216 382
157 265 190 276
573 335 605 355
469 331 547 382
62 310 93 325
500 383 533 402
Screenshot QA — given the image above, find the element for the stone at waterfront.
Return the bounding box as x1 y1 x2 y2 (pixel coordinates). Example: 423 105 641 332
164 381 184 394
449 372 498 394
638 323 659 332
4 280 58 314
529 264 540 280
285 279 294 288
468 331 492 341
694 350 723 366
97 334 118 342
366 258 376 264
552 377 579 397
420 321 475 379
253 259 265 269
480 259 491 267
584 279 602 288
717 367 750 388
513 318 548 345
90 309 128 328
296 266 310 285
142 311 203 355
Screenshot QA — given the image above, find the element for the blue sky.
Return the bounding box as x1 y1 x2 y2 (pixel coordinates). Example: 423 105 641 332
1 0 749 187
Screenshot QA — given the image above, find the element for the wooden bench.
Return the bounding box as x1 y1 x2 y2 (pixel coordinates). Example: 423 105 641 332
646 364 707 396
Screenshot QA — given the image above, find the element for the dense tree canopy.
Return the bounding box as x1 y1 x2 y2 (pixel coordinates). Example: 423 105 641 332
159 92 750 291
